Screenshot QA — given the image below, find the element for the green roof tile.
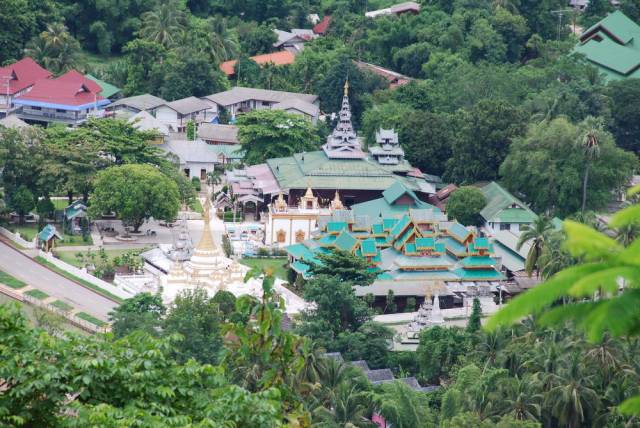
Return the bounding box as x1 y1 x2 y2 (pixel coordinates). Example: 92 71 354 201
327 221 348 233
459 256 496 267
286 243 314 260
334 231 358 252
474 237 489 249
415 237 435 250
86 74 121 98
361 238 378 256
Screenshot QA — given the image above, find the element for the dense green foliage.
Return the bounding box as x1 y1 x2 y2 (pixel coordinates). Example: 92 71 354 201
237 109 322 165
445 186 487 227
89 164 180 232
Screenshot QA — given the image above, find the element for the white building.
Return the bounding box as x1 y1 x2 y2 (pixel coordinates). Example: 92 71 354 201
159 139 219 180
155 96 213 132
201 87 319 123
479 182 537 236
265 189 344 247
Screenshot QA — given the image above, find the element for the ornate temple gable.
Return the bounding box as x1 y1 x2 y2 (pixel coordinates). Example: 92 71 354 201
322 80 367 159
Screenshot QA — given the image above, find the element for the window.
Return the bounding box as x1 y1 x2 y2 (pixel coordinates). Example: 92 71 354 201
56 109 66 113
31 106 42 111
295 230 305 243
500 223 510 231
277 230 286 243
184 168 190 177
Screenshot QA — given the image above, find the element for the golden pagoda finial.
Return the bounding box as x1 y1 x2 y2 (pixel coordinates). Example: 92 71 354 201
343 79 349 97
275 191 287 212
305 186 314 198
195 198 216 252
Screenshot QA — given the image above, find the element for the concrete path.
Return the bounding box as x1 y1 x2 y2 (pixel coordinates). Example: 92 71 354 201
0 240 118 321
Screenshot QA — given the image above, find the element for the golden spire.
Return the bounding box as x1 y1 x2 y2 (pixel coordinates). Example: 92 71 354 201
275 191 287 211
195 199 215 252
343 79 349 97
305 186 314 198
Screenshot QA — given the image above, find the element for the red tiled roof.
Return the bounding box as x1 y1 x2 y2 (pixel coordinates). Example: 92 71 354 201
17 70 105 106
220 51 297 76
0 57 52 95
313 15 331 35
56 69 102 94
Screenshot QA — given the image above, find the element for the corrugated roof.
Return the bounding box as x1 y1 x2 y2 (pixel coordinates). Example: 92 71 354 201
334 231 358 251
15 69 107 108
109 93 166 111
164 96 211 115
272 98 320 117
128 111 169 136
197 123 239 143
204 86 318 106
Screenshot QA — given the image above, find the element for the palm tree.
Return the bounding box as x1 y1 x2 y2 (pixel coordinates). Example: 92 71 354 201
498 376 543 421
41 23 70 52
25 22 80 74
313 383 376 428
207 17 239 64
139 0 187 48
374 381 435 428
616 223 640 246
517 215 553 278
538 231 574 280
578 117 602 213
545 352 600 428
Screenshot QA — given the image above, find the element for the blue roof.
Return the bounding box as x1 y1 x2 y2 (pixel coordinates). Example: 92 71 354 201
38 224 62 242
14 98 111 111
448 223 472 242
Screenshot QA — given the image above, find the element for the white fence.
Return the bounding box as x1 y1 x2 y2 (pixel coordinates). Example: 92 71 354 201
39 251 135 299
0 226 36 249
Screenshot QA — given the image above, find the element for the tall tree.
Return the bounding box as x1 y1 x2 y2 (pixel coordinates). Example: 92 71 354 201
109 292 166 338
237 109 321 165
578 117 603 213
89 164 180 232
445 99 527 184
446 187 487 227
138 0 187 48
517 216 553 277
607 78 640 155
500 117 637 217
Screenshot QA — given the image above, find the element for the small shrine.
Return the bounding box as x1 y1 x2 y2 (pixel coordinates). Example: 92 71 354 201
404 293 446 342
298 186 319 210
38 224 63 251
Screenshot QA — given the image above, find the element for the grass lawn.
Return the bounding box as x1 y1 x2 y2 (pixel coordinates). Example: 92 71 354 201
35 256 124 303
240 257 289 280
54 248 146 269
0 270 27 289
192 198 204 214
25 289 49 300
51 300 74 312
76 312 107 327
13 224 93 246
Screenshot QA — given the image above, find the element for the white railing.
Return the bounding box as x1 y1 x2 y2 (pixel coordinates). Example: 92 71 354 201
0 226 36 249
39 251 135 299
0 284 108 334
113 273 158 294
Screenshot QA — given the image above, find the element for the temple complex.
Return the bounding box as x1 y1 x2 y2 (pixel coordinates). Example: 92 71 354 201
224 80 441 214
285 186 506 308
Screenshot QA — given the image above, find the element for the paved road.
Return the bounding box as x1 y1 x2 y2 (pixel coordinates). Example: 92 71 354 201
0 241 118 321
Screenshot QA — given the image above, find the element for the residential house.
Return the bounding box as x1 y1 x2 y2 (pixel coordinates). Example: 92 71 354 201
574 10 640 81
159 139 220 180
107 93 167 118
219 51 296 77
128 111 170 143
197 123 239 145
202 86 319 122
365 1 421 18
0 57 52 117
14 69 110 126
155 96 213 132
273 29 317 54
479 182 537 235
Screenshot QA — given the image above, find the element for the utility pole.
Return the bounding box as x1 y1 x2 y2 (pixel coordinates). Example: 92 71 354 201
551 9 574 40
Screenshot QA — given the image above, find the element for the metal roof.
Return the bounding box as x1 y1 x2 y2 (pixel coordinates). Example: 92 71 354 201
204 86 318 107
479 182 537 224
163 96 211 115
197 123 239 143
109 94 166 111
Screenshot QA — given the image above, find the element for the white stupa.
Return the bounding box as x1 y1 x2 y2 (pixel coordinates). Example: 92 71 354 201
161 199 308 313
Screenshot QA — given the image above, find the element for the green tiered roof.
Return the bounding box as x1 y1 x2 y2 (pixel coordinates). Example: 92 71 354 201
286 199 506 295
